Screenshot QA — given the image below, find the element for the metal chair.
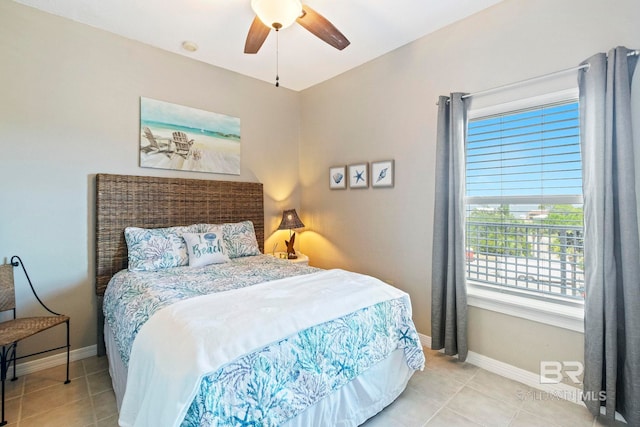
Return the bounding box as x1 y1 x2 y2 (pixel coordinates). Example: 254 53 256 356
0 256 70 426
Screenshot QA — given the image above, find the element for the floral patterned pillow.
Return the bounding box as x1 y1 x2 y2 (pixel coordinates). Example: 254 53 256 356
193 221 261 258
183 231 230 267
124 226 190 272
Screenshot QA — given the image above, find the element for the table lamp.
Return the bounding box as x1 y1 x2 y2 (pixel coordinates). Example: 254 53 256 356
277 209 305 259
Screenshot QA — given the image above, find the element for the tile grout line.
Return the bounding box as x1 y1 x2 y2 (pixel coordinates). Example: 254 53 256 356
454 370 529 427
18 375 25 424
420 350 480 426
83 359 100 426
18 359 111 426
437 369 488 426
506 408 521 426
420 369 477 426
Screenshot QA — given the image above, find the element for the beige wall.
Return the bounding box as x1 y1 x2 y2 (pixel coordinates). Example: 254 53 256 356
2 0 639 377
0 1 302 356
299 0 639 374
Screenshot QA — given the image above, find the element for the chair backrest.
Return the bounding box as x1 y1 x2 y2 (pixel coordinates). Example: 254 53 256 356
0 264 16 312
172 132 193 154
172 131 189 144
143 127 159 148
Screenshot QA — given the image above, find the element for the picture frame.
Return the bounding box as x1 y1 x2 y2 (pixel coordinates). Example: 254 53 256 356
348 163 369 189
371 160 394 188
329 165 347 189
139 97 241 175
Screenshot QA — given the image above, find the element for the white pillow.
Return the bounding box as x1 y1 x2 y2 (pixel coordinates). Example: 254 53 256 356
192 221 261 258
183 231 230 267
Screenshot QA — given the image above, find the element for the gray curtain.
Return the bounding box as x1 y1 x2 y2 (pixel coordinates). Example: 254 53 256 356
579 46 639 425
431 93 468 361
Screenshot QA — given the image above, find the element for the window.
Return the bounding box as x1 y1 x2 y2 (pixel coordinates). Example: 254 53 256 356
465 94 584 312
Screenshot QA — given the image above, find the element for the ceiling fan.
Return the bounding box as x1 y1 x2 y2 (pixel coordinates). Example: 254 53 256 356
244 0 350 54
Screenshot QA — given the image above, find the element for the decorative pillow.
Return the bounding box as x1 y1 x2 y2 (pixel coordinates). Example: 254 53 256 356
194 221 261 258
124 226 190 272
183 231 230 267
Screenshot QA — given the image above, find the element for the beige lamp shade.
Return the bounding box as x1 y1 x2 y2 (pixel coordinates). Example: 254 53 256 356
251 0 302 29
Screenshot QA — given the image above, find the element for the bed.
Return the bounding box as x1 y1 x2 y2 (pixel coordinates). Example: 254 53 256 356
95 173 425 427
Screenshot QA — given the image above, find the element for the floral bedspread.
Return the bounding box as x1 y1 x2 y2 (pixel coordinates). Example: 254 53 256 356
182 296 425 427
103 256 425 426
104 255 317 366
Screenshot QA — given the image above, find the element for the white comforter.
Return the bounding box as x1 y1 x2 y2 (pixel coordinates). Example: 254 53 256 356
119 269 409 427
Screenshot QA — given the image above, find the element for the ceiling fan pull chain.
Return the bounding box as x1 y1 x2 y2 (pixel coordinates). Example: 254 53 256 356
275 27 280 87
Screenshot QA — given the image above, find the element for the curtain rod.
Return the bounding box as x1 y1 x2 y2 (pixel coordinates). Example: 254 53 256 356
437 49 639 104
461 64 588 100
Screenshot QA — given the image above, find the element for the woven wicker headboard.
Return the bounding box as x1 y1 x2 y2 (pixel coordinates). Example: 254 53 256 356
95 173 264 296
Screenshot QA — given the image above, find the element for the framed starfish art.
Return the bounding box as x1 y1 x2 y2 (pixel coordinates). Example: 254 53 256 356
349 163 369 189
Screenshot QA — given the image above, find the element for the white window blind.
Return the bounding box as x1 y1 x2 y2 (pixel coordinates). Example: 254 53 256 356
465 100 584 301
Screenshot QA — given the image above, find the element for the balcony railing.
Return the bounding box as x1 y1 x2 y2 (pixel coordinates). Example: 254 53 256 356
465 220 584 300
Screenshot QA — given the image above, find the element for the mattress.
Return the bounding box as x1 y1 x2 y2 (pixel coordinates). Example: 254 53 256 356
103 255 424 426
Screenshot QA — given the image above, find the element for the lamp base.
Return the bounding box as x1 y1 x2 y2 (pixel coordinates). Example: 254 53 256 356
284 232 297 260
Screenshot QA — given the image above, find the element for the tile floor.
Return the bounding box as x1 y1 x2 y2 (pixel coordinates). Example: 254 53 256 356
2 355 117 427
0 347 624 427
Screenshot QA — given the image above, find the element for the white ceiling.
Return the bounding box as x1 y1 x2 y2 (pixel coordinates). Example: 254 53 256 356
14 0 504 91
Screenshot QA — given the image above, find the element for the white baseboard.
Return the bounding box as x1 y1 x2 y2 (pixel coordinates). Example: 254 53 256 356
419 333 432 348
418 333 585 406
14 345 98 377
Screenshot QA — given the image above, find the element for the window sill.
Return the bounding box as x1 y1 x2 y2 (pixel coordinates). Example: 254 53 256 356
467 285 584 333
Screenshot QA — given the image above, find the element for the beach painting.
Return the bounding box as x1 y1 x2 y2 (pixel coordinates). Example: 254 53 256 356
139 97 241 175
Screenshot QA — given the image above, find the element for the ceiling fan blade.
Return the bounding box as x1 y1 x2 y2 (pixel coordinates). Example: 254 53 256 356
296 4 350 51
244 16 271 54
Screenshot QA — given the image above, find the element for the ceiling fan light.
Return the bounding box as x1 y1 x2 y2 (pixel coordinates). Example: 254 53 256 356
251 0 302 30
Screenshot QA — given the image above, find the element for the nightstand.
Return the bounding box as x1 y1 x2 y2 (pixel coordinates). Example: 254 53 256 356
271 252 309 265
